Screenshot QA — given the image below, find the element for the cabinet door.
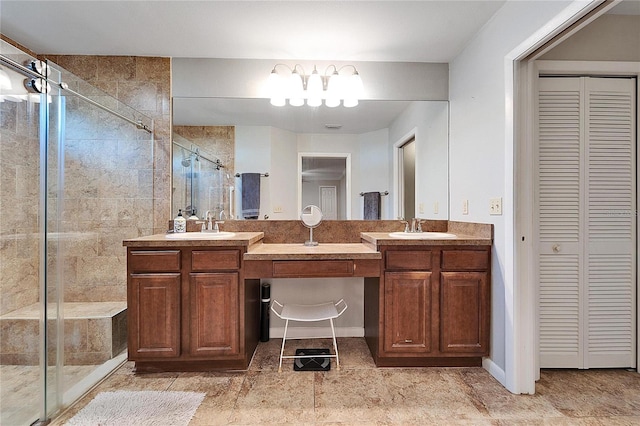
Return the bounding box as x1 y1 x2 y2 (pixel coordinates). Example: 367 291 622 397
189 272 239 357
383 271 433 353
440 272 489 354
128 273 181 358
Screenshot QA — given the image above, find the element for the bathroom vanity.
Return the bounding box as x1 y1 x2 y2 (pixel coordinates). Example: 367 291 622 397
360 233 490 367
123 221 492 372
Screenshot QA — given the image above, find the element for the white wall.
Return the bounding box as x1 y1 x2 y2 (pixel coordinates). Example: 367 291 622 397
269 127 298 219
173 58 448 101
541 14 640 61
389 101 449 220
234 126 271 219
358 128 391 219
448 0 596 393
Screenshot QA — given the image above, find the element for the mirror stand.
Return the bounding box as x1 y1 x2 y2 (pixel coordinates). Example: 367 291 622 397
301 205 323 246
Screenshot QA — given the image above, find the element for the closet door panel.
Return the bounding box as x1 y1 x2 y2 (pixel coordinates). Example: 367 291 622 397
585 77 636 368
537 77 583 368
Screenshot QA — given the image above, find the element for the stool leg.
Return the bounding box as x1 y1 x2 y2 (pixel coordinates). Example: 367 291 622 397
329 318 340 371
278 319 289 373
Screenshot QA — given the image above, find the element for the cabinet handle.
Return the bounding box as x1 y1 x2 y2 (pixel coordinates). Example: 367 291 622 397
404 339 413 343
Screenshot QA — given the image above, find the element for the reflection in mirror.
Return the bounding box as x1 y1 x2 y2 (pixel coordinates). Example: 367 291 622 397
399 138 415 220
301 205 323 246
171 98 449 220
171 130 233 220
300 154 349 220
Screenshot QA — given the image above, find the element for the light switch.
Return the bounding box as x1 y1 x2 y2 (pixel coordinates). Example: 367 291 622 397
462 199 469 215
489 197 502 215
419 203 425 214
434 202 439 214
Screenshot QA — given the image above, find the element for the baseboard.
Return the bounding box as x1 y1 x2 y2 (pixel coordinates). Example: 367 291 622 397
483 357 506 388
269 326 364 339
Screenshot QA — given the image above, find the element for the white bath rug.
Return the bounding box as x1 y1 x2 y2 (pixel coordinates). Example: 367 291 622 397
64 390 205 426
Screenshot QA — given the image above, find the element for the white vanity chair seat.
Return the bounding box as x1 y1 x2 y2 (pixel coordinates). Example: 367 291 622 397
270 299 348 372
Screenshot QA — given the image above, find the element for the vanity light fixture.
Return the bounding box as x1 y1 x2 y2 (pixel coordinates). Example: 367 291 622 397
267 64 363 108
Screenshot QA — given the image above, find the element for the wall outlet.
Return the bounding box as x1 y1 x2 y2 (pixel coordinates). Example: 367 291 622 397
419 203 425 214
489 197 502 215
462 199 469 215
273 206 283 213
434 201 439 214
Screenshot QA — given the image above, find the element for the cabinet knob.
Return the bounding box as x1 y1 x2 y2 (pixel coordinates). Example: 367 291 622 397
552 244 561 253
404 339 413 343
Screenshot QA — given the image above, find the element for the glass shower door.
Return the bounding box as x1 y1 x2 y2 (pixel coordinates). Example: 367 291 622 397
1 39 154 424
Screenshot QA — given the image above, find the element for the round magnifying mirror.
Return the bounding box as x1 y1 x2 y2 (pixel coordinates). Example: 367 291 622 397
300 205 322 246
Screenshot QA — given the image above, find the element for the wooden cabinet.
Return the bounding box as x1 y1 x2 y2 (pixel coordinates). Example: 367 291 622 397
368 245 490 367
440 272 488 353
127 247 259 372
383 271 433 353
129 273 181 357
188 272 239 357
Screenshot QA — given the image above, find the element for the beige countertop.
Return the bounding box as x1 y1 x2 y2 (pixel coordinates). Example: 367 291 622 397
360 232 492 246
243 242 382 260
122 232 264 247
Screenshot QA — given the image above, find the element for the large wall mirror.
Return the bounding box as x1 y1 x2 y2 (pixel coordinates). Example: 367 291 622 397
171 97 449 220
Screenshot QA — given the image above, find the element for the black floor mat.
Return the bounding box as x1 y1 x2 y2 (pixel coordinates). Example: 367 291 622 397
293 348 331 371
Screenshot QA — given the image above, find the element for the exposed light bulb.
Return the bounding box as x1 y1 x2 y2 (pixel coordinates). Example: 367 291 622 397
325 71 342 108
267 69 285 106
288 68 304 107
343 69 363 108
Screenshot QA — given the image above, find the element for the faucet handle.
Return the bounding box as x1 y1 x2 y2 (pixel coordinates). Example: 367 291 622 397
416 219 426 232
399 220 409 233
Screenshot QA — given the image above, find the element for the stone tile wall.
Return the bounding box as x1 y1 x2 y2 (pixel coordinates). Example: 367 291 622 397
42 55 171 303
0 80 41 316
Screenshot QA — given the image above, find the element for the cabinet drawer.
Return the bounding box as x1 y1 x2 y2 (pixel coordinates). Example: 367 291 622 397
441 250 489 271
192 250 240 271
273 260 354 277
385 250 432 270
129 250 181 272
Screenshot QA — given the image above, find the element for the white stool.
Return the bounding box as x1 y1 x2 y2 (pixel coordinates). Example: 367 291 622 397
270 299 348 372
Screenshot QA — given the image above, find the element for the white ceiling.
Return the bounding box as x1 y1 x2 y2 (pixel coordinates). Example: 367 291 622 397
1 1 507 62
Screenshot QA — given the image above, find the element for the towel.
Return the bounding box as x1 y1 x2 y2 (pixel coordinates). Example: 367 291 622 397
363 192 381 220
241 173 260 219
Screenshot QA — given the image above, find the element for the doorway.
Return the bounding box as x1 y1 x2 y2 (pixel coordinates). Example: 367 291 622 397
298 153 351 219
394 133 417 221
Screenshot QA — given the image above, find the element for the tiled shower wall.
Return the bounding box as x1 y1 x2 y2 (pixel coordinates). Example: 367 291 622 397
42 55 171 303
48 55 172 235
0 91 41 316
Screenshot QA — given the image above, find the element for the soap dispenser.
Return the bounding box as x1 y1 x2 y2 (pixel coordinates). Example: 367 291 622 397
174 209 187 233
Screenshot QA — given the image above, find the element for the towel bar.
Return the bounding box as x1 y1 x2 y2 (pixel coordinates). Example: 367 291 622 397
235 172 269 177
359 191 388 196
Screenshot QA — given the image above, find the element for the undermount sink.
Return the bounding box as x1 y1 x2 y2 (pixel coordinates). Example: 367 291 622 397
165 231 236 239
388 232 457 239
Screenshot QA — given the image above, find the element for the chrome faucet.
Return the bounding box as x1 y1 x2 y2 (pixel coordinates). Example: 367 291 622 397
401 217 424 232
203 210 213 231
409 218 425 233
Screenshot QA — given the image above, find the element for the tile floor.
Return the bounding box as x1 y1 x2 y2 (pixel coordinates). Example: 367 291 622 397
51 338 640 425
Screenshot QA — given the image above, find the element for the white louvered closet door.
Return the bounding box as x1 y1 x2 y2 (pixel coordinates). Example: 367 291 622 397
537 76 636 369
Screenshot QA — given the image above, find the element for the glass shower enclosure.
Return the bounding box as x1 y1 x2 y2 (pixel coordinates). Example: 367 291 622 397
0 40 153 425
172 134 231 221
